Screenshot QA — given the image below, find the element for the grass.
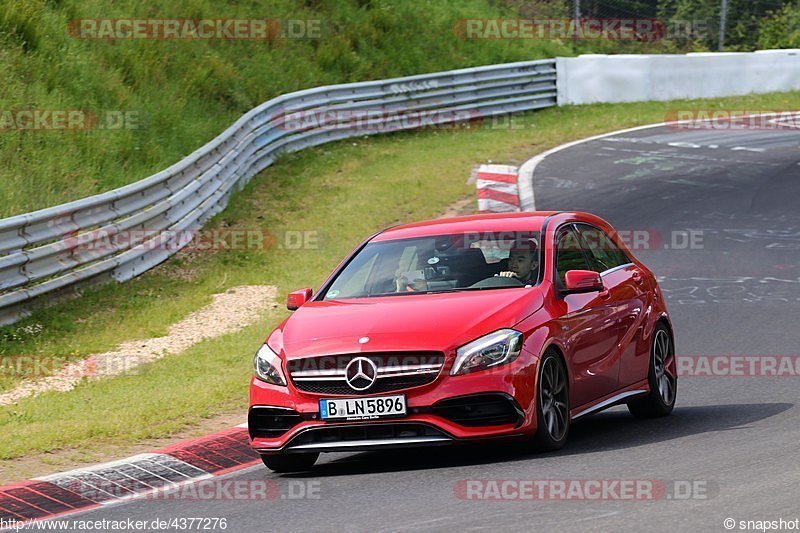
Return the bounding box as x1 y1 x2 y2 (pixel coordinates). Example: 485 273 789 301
2 90 800 467
0 0 575 218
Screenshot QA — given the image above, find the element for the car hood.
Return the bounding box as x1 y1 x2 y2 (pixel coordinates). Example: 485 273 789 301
273 288 544 359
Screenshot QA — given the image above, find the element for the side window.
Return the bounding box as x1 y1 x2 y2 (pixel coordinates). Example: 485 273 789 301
555 226 594 285
575 224 631 273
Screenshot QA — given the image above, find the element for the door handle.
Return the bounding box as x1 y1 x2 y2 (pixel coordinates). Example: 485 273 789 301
632 271 643 284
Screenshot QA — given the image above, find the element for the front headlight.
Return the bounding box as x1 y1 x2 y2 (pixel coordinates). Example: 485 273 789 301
253 344 287 386
451 329 523 375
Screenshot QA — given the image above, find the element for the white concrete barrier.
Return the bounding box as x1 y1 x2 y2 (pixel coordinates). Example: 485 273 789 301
557 50 800 105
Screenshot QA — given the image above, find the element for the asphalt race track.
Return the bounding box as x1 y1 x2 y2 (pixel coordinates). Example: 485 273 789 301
46 123 800 532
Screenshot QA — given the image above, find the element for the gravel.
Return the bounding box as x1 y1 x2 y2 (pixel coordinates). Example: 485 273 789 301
0 285 278 406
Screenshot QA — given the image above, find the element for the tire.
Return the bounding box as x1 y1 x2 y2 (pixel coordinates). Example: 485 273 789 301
532 350 570 451
627 323 677 418
260 453 319 473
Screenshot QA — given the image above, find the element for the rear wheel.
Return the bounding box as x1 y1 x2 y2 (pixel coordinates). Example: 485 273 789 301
532 351 570 451
260 453 319 473
627 324 677 418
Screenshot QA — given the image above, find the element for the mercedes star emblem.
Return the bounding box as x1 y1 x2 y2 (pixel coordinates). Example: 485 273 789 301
345 357 378 391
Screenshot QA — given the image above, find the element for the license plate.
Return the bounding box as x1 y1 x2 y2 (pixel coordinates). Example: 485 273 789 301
319 395 406 421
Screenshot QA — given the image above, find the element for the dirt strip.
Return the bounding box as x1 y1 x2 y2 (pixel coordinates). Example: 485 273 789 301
0 285 278 406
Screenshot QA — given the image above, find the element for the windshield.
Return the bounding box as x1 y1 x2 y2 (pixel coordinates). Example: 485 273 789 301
322 231 541 300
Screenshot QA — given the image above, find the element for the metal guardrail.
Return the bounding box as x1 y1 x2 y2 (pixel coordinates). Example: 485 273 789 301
0 59 556 325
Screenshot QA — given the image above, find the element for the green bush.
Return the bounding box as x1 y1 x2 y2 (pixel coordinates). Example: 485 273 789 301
759 2 800 49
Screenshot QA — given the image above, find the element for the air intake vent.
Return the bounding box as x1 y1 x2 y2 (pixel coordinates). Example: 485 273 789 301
248 407 304 439
432 394 523 427
284 423 451 452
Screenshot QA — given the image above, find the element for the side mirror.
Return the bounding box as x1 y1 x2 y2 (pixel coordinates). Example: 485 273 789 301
287 288 313 310
564 270 604 294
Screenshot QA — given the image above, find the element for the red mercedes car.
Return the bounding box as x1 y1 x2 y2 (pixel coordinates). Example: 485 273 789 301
249 212 677 472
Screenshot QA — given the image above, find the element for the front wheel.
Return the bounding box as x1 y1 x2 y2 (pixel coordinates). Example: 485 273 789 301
532 351 570 451
628 324 677 418
261 453 319 473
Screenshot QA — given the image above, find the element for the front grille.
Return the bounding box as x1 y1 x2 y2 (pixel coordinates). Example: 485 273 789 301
293 375 437 395
286 423 449 449
432 394 523 427
248 407 304 439
288 352 444 396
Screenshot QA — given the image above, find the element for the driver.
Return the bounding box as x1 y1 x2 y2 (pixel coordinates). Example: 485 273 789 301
394 269 428 292
497 240 539 285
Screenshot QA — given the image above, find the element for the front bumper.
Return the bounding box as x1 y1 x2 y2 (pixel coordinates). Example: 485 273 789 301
249 353 539 454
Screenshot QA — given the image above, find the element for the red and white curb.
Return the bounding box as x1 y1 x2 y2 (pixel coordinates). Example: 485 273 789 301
0 425 256 525
474 164 521 213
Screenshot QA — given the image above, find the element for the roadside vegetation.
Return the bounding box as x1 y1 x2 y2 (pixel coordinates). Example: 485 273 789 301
1 91 800 479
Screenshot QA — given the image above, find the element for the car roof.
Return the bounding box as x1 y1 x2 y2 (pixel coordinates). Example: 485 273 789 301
371 211 563 242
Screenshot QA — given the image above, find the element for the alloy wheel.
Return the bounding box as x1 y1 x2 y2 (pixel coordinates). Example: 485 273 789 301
540 356 569 440
653 329 676 406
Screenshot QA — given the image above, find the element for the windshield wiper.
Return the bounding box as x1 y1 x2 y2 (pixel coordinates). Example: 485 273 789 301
356 284 530 298
422 285 524 294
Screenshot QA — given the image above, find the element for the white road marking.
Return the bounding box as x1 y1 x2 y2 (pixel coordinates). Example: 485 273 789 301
516 111 800 210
